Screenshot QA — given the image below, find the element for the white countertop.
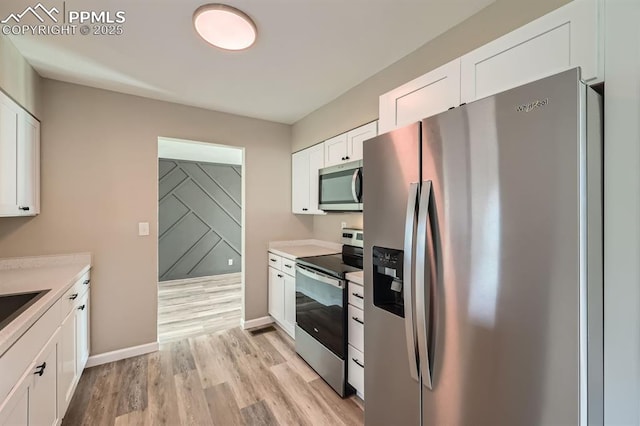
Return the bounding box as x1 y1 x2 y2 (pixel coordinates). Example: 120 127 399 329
269 239 341 260
0 253 91 356
346 271 364 285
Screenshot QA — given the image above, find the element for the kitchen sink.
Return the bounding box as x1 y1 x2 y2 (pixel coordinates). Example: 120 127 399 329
0 290 50 332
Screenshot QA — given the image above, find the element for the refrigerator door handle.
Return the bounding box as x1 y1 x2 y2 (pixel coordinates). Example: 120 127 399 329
416 180 433 389
403 182 420 382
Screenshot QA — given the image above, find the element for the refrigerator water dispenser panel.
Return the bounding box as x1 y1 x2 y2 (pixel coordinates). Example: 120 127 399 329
372 246 404 317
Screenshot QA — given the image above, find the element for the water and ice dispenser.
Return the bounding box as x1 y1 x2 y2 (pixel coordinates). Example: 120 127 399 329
372 246 405 317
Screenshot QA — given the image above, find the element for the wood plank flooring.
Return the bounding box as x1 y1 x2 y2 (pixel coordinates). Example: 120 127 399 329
63 326 364 426
158 273 242 343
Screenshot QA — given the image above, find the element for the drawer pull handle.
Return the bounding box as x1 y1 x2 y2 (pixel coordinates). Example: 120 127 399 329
352 358 364 369
351 292 364 299
69 293 78 300
34 362 46 376
352 316 364 325
277 274 284 278
83 279 90 285
78 304 86 311
302 208 308 211
270 259 277 262
284 264 292 269
19 206 30 211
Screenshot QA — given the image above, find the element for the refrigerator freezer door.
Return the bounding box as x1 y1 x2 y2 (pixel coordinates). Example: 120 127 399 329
363 122 421 426
420 68 590 425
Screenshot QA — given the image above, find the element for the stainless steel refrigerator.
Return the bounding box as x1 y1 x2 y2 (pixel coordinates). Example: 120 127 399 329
363 68 603 426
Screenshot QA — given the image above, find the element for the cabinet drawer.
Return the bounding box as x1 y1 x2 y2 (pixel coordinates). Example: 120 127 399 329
281 258 296 276
0 298 61 403
348 345 364 397
61 271 91 318
268 252 282 270
348 283 364 310
348 305 364 352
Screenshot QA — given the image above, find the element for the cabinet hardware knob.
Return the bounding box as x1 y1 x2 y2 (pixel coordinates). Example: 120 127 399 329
78 304 86 310
18 206 30 211
352 358 364 369
345 156 350 160
302 208 308 211
83 279 90 285
341 157 345 161
69 293 78 300
270 259 277 262
352 316 364 325
284 264 292 268
34 362 46 376
351 292 364 299
277 274 284 278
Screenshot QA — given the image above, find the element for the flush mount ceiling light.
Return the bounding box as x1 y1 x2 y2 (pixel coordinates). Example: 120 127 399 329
193 4 257 51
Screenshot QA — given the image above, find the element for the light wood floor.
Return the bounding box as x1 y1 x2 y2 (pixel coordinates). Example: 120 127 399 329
62 326 364 426
158 273 242 343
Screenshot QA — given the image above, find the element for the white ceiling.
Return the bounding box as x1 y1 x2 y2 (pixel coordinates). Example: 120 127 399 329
1 0 494 124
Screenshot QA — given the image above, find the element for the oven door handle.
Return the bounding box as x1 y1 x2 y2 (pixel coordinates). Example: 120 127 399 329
296 265 345 289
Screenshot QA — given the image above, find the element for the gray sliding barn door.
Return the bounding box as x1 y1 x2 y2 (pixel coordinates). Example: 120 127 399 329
159 159 242 281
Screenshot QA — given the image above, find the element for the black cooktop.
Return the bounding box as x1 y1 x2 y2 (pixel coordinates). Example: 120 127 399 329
296 254 361 279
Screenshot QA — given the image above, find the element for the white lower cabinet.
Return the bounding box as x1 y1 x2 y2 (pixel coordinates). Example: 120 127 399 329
0 270 91 426
347 281 365 398
267 252 296 338
58 281 90 416
0 329 60 426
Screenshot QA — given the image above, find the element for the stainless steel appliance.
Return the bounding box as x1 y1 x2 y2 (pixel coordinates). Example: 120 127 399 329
295 229 363 396
318 160 363 211
363 69 603 425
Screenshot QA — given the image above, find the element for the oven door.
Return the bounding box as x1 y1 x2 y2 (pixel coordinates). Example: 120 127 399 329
318 161 363 211
296 265 346 358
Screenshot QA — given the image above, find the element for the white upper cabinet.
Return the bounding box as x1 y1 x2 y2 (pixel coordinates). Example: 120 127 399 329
324 133 348 167
379 59 461 134
0 90 40 217
0 95 19 216
346 121 377 162
460 0 602 104
324 121 378 167
292 144 325 215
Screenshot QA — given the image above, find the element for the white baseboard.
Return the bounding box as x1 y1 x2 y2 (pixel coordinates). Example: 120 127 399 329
241 316 274 330
85 341 159 368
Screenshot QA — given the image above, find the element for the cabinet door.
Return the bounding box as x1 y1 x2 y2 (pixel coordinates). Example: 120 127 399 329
346 121 377 162
307 144 325 215
58 311 77 415
17 113 39 216
460 0 600 103
76 291 90 373
323 133 348 167
292 150 310 214
29 333 59 426
0 95 19 216
268 267 285 323
378 59 461 134
0 375 29 426
283 274 296 332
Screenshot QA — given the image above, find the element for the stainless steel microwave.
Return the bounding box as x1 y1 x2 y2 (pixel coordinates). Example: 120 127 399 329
318 160 362 211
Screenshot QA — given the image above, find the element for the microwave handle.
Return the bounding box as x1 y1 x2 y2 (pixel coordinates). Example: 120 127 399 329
351 168 362 202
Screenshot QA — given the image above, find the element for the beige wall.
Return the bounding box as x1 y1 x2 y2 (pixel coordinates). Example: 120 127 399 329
0 79 312 354
0 36 41 118
292 0 572 240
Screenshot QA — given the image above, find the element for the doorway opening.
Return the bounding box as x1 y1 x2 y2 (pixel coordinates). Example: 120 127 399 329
157 137 244 343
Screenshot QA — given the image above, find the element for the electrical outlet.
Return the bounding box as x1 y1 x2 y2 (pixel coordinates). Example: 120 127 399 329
138 222 150 236
341 222 347 229
228 259 233 266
